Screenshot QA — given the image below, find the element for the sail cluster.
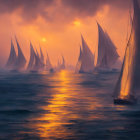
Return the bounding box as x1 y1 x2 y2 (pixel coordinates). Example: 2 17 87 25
6 39 56 72
6 39 26 70
76 24 119 73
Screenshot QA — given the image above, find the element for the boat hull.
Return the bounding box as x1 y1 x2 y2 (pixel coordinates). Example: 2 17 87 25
114 98 137 105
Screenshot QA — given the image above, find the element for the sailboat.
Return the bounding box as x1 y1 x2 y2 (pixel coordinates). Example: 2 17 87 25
26 42 36 71
96 23 119 71
113 0 139 105
6 40 17 70
33 48 44 71
14 38 26 70
40 47 45 65
60 55 65 70
46 52 53 72
56 56 65 71
76 35 95 73
75 46 82 73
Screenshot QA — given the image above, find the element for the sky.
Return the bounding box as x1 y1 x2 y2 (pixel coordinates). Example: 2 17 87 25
0 0 136 67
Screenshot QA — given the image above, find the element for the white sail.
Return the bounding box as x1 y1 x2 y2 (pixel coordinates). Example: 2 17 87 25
14 38 26 70
97 23 119 69
6 40 17 69
46 52 53 70
78 35 94 73
27 43 36 70
114 0 140 100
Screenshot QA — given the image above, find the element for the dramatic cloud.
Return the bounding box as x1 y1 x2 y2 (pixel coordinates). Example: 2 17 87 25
0 0 133 22
0 0 55 20
61 0 131 17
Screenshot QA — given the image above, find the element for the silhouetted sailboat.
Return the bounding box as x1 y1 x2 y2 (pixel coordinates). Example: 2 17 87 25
113 0 139 105
33 52 44 71
40 47 44 65
14 38 26 70
77 35 95 73
60 55 65 70
27 42 36 71
6 40 17 70
97 23 119 70
56 56 65 71
46 52 53 71
75 46 82 73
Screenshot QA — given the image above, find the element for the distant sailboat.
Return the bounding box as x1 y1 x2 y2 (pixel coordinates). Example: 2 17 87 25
113 0 139 105
75 46 82 73
60 55 65 70
14 38 26 70
27 42 36 71
40 47 44 64
46 52 53 71
56 56 65 71
33 50 44 71
96 23 119 70
76 35 95 73
6 40 17 70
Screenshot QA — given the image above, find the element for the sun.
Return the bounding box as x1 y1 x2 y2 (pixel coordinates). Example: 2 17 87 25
73 20 81 26
41 37 47 42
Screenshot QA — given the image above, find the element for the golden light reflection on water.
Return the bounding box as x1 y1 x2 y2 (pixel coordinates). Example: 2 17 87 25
33 71 78 139
31 70 104 139
119 30 135 99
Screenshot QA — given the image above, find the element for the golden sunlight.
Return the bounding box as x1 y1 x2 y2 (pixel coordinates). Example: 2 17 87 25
73 20 81 26
41 37 47 42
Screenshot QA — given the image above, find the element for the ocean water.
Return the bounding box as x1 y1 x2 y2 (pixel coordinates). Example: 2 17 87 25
0 70 140 140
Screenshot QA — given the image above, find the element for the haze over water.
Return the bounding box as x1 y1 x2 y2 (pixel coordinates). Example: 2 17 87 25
0 71 140 140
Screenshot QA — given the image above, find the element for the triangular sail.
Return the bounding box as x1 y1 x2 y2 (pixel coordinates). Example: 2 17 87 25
27 43 36 70
79 35 94 73
56 56 65 71
40 47 44 64
114 0 140 99
33 48 44 71
33 52 44 71
61 55 65 69
75 46 82 72
46 52 53 70
6 40 17 69
97 23 119 69
14 38 26 70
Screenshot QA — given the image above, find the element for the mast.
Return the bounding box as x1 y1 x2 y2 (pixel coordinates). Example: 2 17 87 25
6 40 17 69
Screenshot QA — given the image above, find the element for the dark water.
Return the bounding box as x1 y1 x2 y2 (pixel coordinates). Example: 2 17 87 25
0 70 140 140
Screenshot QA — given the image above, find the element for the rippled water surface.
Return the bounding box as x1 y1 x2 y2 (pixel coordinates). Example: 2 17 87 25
0 70 140 140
